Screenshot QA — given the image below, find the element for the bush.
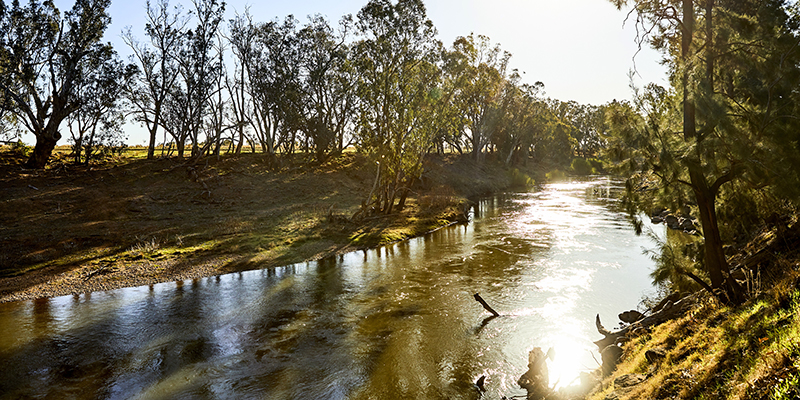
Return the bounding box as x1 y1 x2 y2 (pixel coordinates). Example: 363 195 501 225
508 168 534 188
588 158 605 173
10 140 31 157
570 157 593 175
546 169 566 181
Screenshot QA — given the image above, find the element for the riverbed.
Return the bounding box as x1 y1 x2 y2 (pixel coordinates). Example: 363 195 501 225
0 177 664 399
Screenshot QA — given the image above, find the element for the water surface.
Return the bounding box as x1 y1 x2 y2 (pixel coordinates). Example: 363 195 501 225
0 177 663 399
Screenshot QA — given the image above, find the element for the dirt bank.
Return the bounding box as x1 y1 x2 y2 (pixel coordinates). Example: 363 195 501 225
0 151 526 303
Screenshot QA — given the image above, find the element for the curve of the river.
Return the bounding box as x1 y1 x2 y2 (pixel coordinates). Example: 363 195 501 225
0 176 664 400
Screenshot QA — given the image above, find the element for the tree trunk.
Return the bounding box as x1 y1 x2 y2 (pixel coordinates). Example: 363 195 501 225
691 175 726 289
146 110 161 160
25 128 61 169
681 0 741 303
176 140 186 159
73 137 83 164
235 128 244 154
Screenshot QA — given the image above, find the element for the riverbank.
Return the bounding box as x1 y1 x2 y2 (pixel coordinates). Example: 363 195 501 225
578 220 800 400
0 150 534 303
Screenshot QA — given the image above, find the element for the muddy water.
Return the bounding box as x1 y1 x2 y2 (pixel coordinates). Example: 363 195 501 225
0 177 664 400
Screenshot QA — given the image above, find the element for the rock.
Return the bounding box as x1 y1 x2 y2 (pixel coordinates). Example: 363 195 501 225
664 214 680 230
645 348 666 364
601 345 624 378
618 310 645 324
680 218 696 231
614 373 646 388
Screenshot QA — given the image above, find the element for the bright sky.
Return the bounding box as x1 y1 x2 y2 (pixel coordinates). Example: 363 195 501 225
45 0 667 145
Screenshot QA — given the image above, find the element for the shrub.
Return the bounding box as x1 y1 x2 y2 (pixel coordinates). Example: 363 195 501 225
419 185 458 210
546 169 566 181
570 157 593 175
508 168 534 188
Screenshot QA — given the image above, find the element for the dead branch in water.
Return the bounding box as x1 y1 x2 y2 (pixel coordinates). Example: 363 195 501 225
474 292 500 317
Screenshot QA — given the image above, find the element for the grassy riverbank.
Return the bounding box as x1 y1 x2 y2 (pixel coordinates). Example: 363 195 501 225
581 222 800 400
0 149 536 303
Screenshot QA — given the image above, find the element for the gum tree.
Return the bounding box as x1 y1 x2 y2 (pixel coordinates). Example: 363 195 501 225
0 0 113 168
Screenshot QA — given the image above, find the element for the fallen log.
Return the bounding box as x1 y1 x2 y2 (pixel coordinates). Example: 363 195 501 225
594 293 698 350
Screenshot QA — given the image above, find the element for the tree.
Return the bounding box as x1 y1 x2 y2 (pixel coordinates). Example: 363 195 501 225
607 0 800 303
159 0 225 159
353 0 441 215
67 44 132 164
237 14 300 162
489 72 546 167
451 34 510 162
297 14 357 162
122 0 187 160
225 10 258 154
0 0 114 168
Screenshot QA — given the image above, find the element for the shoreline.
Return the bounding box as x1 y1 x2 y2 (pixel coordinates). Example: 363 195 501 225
0 218 468 304
1 152 513 304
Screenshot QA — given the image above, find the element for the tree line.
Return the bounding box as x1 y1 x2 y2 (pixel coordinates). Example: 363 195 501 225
5 0 800 301
0 0 605 197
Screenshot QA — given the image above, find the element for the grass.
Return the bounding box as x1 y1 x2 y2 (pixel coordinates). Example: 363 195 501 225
1 150 514 301
587 272 800 400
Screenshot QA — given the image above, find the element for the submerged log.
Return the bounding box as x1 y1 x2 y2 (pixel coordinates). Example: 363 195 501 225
474 293 500 317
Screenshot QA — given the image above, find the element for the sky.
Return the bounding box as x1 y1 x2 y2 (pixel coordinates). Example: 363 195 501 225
45 0 668 146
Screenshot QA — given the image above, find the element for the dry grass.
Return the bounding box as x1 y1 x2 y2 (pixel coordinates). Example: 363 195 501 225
0 150 518 302
587 270 800 400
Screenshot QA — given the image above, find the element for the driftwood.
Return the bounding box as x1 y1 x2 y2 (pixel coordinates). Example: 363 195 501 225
594 294 698 350
473 293 500 317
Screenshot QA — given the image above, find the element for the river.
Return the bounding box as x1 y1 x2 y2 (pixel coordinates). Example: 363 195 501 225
0 176 664 400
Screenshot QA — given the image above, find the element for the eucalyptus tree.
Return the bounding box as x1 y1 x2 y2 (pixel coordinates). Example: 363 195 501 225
549 100 606 158
0 0 114 168
451 34 510 162
122 0 187 159
492 77 547 167
607 0 800 302
206 31 232 157
353 0 441 215
67 46 132 164
183 0 225 158
297 14 357 162
242 15 300 162
428 43 472 154
226 10 257 154
157 0 225 159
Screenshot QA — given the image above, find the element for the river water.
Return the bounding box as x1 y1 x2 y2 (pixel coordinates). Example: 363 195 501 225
0 177 663 400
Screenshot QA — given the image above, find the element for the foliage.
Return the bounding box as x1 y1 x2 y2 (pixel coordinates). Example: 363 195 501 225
507 168 534 188
67 43 132 164
352 0 441 215
605 0 800 302
570 157 594 175
122 0 187 160
0 0 114 168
